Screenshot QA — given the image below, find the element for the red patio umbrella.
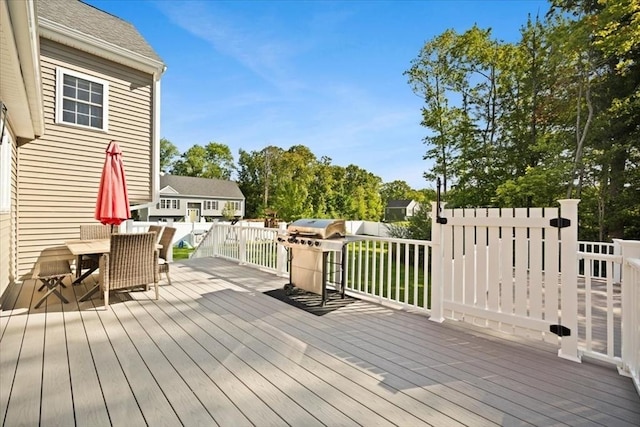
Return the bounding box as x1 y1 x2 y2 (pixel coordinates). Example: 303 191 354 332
95 140 130 226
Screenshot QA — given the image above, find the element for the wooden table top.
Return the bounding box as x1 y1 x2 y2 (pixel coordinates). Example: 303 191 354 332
65 239 111 256
65 239 162 256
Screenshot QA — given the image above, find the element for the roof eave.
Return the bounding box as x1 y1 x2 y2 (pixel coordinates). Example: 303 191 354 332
1 0 45 139
38 17 166 77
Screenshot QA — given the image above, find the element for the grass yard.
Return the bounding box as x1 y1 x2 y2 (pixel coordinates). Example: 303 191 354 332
173 247 195 260
344 241 432 308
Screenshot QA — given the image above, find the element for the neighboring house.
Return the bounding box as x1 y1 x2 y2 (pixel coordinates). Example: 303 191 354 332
385 199 421 221
139 175 245 223
0 0 165 298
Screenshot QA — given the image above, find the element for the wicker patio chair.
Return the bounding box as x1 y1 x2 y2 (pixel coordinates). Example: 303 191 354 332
80 224 112 240
157 226 176 285
78 224 113 280
147 225 165 244
99 232 159 310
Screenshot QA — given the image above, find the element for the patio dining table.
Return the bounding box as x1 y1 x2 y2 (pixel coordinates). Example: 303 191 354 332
65 238 160 302
65 238 110 301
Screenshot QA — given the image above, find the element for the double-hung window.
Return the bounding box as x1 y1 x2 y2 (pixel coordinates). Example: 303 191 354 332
159 199 180 209
56 67 109 131
205 200 218 210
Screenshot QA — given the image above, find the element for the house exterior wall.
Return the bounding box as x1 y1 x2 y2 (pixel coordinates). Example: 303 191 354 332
15 38 156 279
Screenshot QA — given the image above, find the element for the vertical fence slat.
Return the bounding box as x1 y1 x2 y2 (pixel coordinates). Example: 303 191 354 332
486 209 501 330
544 207 560 345
463 217 475 309
500 208 515 334
514 208 529 336
529 208 543 320
475 210 488 324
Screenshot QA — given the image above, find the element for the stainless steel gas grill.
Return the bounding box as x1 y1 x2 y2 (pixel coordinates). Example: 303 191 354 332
276 219 359 306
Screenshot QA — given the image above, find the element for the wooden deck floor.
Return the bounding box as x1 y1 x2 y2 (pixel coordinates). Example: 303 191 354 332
1 257 639 427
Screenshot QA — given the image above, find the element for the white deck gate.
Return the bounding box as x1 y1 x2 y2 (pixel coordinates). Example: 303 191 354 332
430 200 581 362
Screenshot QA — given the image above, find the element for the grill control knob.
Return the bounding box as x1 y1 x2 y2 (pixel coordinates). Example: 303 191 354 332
314 241 321 247
307 240 313 246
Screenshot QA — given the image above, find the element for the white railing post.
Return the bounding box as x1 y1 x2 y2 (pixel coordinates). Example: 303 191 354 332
430 201 444 323
612 239 623 283
558 199 581 362
212 223 219 257
619 240 640 393
238 225 247 265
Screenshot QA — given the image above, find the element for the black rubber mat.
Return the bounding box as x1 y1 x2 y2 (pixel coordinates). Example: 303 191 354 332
263 287 358 316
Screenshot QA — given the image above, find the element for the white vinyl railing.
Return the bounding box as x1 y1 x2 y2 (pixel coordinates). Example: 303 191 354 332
578 240 621 281
624 257 640 394
192 222 281 271
190 223 433 311
620 240 640 396
341 237 433 311
576 250 623 364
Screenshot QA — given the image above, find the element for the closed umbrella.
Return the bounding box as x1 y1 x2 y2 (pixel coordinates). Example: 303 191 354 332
95 140 130 226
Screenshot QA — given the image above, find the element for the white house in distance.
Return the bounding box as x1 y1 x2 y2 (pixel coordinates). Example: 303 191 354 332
385 199 421 221
139 174 245 223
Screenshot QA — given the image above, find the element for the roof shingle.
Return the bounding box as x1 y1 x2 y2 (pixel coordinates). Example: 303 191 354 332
160 175 245 199
37 0 163 63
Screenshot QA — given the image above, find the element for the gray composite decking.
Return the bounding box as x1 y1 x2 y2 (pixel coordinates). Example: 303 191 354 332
1 257 638 427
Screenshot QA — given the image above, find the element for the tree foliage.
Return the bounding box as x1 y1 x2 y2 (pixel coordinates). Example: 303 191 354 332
171 142 235 179
160 138 179 173
407 0 640 240
236 145 386 222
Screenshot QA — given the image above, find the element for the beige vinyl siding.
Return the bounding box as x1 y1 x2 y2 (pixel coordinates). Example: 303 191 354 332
16 38 156 278
0 130 17 299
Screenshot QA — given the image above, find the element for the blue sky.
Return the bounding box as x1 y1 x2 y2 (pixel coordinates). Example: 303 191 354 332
85 0 550 189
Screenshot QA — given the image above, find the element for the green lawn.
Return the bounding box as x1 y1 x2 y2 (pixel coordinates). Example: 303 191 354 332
173 247 195 260
344 242 431 308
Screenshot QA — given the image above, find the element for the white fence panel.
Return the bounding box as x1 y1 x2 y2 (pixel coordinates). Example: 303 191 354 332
433 200 580 361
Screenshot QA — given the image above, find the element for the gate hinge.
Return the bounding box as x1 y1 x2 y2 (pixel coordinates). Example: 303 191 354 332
436 216 448 224
550 217 571 228
550 324 571 337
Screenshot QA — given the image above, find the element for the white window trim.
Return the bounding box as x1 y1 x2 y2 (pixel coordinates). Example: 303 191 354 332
55 67 109 131
0 129 11 213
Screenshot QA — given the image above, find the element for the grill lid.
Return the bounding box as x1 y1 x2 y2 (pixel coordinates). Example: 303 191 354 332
287 218 345 239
